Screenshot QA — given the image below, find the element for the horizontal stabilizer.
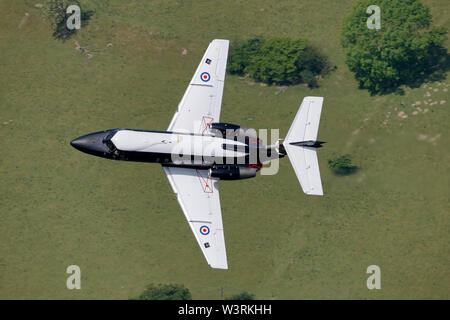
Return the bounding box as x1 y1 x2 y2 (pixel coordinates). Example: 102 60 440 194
284 97 324 196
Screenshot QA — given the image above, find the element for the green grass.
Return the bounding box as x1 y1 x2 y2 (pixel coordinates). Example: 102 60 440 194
0 0 449 299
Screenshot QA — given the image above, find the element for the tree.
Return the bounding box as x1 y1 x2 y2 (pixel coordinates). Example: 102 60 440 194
42 0 81 39
228 37 329 86
341 0 448 94
136 284 192 300
328 154 357 175
225 291 255 300
227 37 264 75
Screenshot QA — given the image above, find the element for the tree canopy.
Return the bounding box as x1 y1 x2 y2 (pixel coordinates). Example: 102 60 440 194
136 284 192 300
228 37 329 87
341 0 448 94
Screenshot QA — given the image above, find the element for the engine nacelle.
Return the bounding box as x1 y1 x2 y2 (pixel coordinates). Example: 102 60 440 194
209 165 257 180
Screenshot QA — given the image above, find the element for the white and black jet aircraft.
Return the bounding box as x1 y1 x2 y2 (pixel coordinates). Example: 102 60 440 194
71 39 324 269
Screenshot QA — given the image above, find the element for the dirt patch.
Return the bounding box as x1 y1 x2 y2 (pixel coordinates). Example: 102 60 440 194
74 41 93 59
275 86 287 95
429 134 441 144
18 13 30 29
397 111 408 119
418 134 428 141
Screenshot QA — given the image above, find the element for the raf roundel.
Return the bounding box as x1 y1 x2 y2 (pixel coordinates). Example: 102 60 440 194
200 72 211 82
200 225 210 235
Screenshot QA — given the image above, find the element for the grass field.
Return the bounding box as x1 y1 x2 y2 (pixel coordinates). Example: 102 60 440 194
0 0 449 299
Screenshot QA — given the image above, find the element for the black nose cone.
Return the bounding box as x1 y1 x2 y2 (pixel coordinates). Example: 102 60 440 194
70 131 112 157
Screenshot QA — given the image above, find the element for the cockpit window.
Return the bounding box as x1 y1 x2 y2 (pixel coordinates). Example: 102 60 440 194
102 132 117 152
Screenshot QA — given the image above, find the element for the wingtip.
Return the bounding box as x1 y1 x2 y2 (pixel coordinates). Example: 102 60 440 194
211 39 230 44
210 263 228 270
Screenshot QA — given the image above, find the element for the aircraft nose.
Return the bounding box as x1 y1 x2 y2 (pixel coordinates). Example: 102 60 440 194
70 131 112 156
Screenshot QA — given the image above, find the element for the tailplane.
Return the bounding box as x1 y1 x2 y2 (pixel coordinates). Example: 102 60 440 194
283 97 324 196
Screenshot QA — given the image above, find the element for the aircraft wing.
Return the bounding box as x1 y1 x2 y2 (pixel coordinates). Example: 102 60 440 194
167 39 229 134
163 166 228 269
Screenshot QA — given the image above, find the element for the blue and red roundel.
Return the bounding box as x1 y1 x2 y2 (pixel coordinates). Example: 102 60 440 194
200 72 210 82
200 225 210 235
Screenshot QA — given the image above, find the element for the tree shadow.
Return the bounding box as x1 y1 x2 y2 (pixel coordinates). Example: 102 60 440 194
53 9 95 41
369 47 450 95
331 166 359 176
328 154 359 176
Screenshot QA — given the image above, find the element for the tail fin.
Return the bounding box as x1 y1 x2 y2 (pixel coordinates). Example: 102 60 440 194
283 97 324 196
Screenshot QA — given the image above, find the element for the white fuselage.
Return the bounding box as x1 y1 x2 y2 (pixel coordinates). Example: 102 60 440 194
110 129 249 166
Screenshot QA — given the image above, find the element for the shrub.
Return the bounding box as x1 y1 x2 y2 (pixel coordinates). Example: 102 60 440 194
228 37 329 86
328 154 357 175
341 0 448 94
136 284 192 300
225 291 255 300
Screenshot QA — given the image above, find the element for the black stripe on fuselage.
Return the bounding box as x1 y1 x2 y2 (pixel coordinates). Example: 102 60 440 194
110 150 257 169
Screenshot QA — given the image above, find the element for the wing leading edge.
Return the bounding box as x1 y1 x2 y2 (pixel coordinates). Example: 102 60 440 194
163 166 228 269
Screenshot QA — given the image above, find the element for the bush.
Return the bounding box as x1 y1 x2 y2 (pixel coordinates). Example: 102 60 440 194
136 284 192 300
225 291 255 300
328 154 357 175
228 37 329 86
341 0 448 94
